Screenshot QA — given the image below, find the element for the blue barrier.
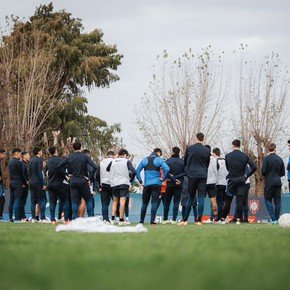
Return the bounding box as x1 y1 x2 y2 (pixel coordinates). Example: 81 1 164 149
3 190 290 222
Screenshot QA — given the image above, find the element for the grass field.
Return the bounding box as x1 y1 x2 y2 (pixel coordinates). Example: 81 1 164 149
0 223 290 290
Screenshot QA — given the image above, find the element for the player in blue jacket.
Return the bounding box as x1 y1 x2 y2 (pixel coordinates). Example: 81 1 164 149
136 148 170 224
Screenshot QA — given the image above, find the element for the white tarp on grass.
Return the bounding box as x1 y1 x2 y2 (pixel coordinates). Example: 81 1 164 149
55 217 148 233
279 214 290 228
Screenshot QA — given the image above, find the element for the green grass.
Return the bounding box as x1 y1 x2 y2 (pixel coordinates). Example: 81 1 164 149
0 223 290 290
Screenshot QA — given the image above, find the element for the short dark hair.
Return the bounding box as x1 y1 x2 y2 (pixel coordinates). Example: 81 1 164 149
268 143 276 152
118 149 129 156
288 139 290 144
48 146 57 155
21 151 28 157
213 147 221 157
73 141 82 151
82 149 90 155
172 147 180 155
232 139 241 148
0 149 5 153
205 145 211 151
33 147 42 156
154 148 162 155
107 151 115 157
196 132 204 142
12 148 21 154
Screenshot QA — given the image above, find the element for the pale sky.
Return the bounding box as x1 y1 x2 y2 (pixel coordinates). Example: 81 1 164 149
1 0 290 157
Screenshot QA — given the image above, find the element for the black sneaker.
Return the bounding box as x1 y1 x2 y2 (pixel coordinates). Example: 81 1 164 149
9 219 14 223
150 222 157 225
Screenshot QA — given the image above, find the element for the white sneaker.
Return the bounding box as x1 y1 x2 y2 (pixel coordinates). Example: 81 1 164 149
31 219 36 223
220 220 227 225
40 218 51 224
110 220 116 225
205 219 213 224
125 220 131 225
118 221 125 226
162 220 169 224
236 221 241 225
171 220 177 225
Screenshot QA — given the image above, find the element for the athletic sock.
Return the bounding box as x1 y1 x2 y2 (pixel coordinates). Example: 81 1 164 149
111 216 115 221
120 218 124 222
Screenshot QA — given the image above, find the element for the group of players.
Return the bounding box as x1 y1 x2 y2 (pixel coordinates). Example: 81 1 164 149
0 133 288 225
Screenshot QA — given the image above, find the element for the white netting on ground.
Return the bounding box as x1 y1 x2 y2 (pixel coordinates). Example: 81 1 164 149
55 217 148 233
278 214 290 228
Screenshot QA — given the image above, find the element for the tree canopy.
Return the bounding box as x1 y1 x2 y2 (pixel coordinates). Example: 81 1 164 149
0 2 123 154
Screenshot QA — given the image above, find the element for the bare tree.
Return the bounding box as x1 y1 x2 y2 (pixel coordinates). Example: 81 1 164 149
235 44 289 195
135 47 230 154
0 29 67 150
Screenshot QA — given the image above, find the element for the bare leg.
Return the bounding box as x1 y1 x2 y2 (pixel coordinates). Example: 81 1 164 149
119 197 126 220
210 197 218 220
78 198 86 217
112 197 118 218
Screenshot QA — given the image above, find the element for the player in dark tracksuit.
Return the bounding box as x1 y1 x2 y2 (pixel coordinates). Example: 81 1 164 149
262 143 285 224
29 147 47 221
180 176 198 222
136 148 170 225
20 151 30 221
163 147 185 223
182 133 210 225
221 140 256 224
8 148 27 221
46 146 70 223
57 141 98 219
0 149 6 220
58 149 72 221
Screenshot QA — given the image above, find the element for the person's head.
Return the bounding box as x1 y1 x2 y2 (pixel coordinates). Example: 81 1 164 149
21 151 30 162
33 147 43 157
268 143 276 153
232 139 241 149
196 132 205 143
212 147 221 158
48 146 58 156
0 149 6 160
73 141 82 151
288 139 290 151
12 148 21 159
153 148 162 157
82 149 90 156
172 147 180 157
118 149 129 158
106 150 115 158
205 144 211 152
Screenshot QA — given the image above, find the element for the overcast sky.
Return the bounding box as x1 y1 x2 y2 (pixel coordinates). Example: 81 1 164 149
1 0 289 156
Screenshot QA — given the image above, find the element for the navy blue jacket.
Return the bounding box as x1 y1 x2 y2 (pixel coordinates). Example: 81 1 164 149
225 150 256 179
262 153 285 186
46 155 67 187
9 157 27 186
57 151 97 183
166 156 185 187
184 143 210 179
29 156 45 186
21 160 29 183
